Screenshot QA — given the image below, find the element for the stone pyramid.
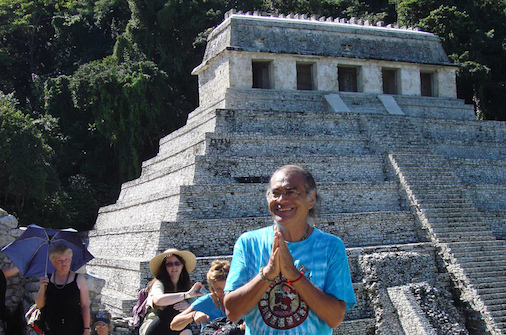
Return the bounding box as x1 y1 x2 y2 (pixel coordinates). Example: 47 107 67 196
86 10 506 335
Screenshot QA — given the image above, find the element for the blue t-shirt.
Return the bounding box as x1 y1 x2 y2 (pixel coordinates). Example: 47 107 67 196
191 293 226 329
225 226 356 335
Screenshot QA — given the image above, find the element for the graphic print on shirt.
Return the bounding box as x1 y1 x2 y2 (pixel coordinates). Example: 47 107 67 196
258 272 309 329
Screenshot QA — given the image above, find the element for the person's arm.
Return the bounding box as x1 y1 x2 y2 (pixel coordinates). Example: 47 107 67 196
1 266 19 279
224 271 274 323
170 305 210 330
152 282 203 307
35 276 49 309
225 237 281 323
170 305 196 330
76 273 91 335
290 275 346 328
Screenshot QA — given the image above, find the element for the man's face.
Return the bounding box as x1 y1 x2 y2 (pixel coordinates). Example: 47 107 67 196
268 170 315 227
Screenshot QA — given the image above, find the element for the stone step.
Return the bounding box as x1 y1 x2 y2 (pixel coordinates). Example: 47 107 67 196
404 186 466 195
177 181 402 220
210 109 365 135
417 202 477 210
421 211 482 220
107 181 402 224
448 240 506 254
476 285 506 296
430 226 495 237
405 186 467 194
429 220 490 229
434 141 506 160
466 270 506 280
490 311 506 323
333 317 375 335
459 261 506 272
428 221 490 230
473 280 506 291
479 291 506 302
455 253 506 264
487 302 506 313
450 158 506 184
417 117 506 141
193 154 388 184
435 234 497 243
422 215 485 224
203 132 372 156
89 211 420 259
394 96 476 120
119 153 388 203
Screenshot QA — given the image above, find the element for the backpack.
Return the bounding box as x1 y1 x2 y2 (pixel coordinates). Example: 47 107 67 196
199 317 244 335
132 287 149 328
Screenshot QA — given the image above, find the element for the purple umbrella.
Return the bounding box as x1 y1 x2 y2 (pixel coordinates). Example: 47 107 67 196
1 224 94 277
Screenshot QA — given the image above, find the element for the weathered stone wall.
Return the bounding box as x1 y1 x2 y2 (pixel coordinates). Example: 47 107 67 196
0 209 23 335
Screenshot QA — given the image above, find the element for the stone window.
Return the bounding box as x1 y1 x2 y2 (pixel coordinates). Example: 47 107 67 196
420 72 435 97
252 61 272 89
296 62 315 90
338 66 358 92
382 68 398 95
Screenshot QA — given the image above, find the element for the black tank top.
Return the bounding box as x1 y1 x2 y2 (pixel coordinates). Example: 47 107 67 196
44 273 84 335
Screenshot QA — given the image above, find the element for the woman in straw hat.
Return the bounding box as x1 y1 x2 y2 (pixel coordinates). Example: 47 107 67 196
139 249 203 335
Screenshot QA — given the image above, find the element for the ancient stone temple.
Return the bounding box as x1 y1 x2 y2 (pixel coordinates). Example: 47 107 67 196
85 10 506 335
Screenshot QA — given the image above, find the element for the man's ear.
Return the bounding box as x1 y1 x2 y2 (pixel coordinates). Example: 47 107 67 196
308 190 316 208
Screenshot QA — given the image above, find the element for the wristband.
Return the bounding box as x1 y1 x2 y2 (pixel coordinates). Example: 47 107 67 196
259 267 275 284
184 292 190 299
287 271 304 285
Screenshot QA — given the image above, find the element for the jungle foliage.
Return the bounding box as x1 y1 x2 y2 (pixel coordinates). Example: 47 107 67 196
0 0 505 230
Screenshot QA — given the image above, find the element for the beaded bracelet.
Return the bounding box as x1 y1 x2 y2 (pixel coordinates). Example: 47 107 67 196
259 267 275 284
287 271 304 285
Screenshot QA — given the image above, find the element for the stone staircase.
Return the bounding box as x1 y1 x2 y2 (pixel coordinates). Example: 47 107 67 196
359 105 506 334
86 94 506 335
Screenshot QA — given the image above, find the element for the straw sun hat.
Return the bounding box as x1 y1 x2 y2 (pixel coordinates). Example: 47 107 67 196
149 248 197 277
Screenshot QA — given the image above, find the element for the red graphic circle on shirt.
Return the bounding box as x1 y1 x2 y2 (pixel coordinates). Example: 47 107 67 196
258 281 308 329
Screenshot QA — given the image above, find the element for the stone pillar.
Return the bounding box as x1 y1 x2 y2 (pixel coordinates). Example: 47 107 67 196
274 57 296 91
399 65 421 96
362 64 383 94
317 59 339 92
229 53 252 89
436 68 457 98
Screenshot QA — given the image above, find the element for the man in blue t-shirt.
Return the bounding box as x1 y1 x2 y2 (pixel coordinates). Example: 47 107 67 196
224 165 356 335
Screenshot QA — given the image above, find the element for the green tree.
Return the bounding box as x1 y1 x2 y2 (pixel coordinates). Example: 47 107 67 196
45 56 181 184
392 0 506 120
0 0 60 104
0 91 62 226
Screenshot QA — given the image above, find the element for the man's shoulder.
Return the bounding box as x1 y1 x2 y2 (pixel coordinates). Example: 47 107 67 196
313 228 346 248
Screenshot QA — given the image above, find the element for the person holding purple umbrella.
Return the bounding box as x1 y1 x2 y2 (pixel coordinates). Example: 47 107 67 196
35 243 91 335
